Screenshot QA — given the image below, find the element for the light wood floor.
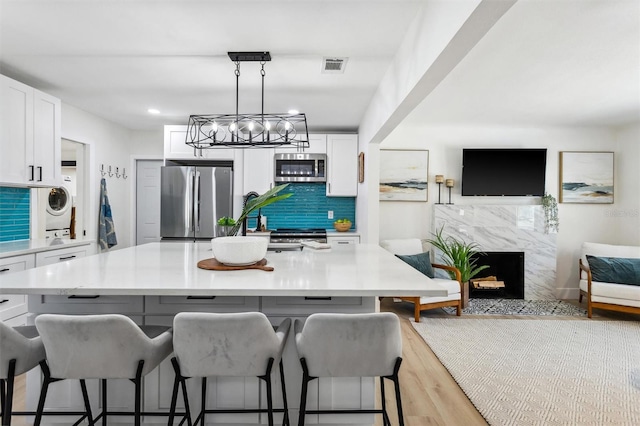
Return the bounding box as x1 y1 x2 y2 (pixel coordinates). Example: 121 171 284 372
7 299 638 426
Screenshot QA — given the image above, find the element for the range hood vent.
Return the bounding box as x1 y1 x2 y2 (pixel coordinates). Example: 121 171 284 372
322 57 348 74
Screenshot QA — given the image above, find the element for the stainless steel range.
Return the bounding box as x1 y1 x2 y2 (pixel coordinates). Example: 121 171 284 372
269 228 327 244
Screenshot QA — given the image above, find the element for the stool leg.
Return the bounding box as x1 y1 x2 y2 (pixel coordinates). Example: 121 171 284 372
198 377 206 426
101 379 107 426
278 359 289 426
1 378 5 424
297 358 311 426
391 358 404 426
380 376 390 426
2 360 16 426
134 360 144 426
261 358 275 426
168 359 181 426
34 362 52 426
79 379 94 425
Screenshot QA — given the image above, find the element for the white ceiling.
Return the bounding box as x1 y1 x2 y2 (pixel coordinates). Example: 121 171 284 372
1 0 638 134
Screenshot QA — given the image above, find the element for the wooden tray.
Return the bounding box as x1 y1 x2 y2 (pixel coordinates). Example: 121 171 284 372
197 258 274 272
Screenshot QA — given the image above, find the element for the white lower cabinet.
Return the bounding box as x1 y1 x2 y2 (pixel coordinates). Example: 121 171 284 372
326 235 360 247
0 253 34 321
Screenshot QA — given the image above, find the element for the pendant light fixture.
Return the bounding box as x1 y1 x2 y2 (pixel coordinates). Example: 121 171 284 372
185 51 309 149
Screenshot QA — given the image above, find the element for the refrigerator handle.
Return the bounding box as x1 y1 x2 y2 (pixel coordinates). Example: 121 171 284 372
194 170 201 232
187 170 194 233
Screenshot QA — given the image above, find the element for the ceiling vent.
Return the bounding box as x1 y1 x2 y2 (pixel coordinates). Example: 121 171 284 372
322 57 348 74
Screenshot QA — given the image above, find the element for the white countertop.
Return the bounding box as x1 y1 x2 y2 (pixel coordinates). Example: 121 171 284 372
0 238 95 259
0 242 446 298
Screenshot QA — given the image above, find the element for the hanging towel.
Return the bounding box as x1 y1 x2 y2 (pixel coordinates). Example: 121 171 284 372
98 177 117 250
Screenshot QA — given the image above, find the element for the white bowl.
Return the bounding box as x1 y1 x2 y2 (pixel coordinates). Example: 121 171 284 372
211 236 268 266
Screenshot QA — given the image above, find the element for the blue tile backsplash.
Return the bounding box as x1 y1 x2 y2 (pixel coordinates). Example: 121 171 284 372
0 187 31 242
248 183 355 230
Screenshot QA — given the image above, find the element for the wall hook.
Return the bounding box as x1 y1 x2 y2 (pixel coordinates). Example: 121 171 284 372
115 167 121 178
108 165 113 177
101 164 106 177
122 168 128 179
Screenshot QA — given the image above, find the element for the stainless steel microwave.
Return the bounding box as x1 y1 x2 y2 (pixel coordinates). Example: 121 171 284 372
274 153 327 183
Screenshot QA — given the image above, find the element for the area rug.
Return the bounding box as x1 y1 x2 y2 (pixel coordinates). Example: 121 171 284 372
441 298 587 316
412 318 640 425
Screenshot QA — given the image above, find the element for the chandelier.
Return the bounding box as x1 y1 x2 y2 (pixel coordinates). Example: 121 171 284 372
185 51 309 149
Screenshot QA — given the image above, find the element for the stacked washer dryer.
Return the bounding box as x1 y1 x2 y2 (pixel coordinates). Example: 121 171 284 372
45 185 73 238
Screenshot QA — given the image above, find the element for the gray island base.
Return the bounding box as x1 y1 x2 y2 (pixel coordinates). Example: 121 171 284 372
0 242 446 425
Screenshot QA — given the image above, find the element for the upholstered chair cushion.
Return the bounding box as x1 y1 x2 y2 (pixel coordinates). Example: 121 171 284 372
173 312 290 377
35 314 173 379
0 323 45 378
395 252 435 278
294 313 402 378
379 239 423 256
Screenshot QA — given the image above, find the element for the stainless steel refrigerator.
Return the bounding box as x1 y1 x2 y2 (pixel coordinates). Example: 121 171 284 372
160 165 233 240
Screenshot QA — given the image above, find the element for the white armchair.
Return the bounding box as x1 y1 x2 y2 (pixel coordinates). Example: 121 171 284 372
380 238 463 322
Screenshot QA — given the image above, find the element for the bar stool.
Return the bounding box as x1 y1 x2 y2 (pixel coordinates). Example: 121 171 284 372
34 314 173 426
1 322 46 426
169 312 291 426
294 312 405 426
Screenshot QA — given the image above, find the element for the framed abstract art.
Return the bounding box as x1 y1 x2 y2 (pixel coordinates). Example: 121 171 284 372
559 151 614 204
379 149 428 201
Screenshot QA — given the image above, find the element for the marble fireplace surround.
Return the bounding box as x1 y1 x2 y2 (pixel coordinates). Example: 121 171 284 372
433 205 557 300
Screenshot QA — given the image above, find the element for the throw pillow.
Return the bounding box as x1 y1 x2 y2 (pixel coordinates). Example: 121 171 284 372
396 252 435 279
586 255 640 286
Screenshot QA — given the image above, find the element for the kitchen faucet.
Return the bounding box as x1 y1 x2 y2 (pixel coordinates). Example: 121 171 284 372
242 191 262 236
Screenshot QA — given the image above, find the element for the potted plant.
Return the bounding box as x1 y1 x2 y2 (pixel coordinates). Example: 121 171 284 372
541 193 559 234
228 184 292 236
426 226 489 283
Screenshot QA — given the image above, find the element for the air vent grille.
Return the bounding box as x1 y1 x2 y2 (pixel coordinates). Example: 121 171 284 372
322 57 348 74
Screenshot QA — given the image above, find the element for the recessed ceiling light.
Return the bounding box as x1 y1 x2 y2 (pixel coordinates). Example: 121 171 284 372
288 109 299 115
148 108 161 114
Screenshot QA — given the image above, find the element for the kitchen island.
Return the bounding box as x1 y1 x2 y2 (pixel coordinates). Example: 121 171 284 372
0 242 446 425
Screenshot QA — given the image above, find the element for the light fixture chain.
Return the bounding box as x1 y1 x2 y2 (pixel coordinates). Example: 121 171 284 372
235 61 240 126
261 61 266 124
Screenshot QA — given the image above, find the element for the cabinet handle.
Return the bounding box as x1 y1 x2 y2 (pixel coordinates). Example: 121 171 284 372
328 182 331 193
186 295 217 300
0 268 10 273
0 299 8 304
29 165 35 181
59 255 77 261
37 166 43 181
337 241 350 245
304 296 332 301
68 295 100 299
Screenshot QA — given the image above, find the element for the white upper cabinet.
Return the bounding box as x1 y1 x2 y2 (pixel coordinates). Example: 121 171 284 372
0 75 61 187
326 134 358 197
275 133 327 154
33 89 62 186
242 147 275 194
164 125 235 161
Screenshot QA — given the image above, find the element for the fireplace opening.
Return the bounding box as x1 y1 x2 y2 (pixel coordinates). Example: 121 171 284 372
469 251 525 299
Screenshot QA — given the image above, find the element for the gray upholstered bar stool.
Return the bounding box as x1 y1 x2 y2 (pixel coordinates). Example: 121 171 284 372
294 312 405 426
169 312 291 426
34 314 173 426
0 322 46 426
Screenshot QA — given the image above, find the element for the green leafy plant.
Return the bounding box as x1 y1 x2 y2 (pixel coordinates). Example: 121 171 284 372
228 184 293 236
541 193 559 234
427 226 489 282
217 217 236 227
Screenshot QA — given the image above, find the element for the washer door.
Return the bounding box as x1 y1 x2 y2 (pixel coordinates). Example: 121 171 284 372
46 186 71 216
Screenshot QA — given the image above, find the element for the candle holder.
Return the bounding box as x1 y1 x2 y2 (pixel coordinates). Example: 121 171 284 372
445 179 454 205
435 175 444 204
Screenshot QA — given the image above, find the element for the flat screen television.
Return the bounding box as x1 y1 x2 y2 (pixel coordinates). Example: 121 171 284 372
461 149 547 196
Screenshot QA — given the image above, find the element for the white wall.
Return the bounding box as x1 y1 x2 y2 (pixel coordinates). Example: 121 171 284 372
61 104 133 249
379 124 640 298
